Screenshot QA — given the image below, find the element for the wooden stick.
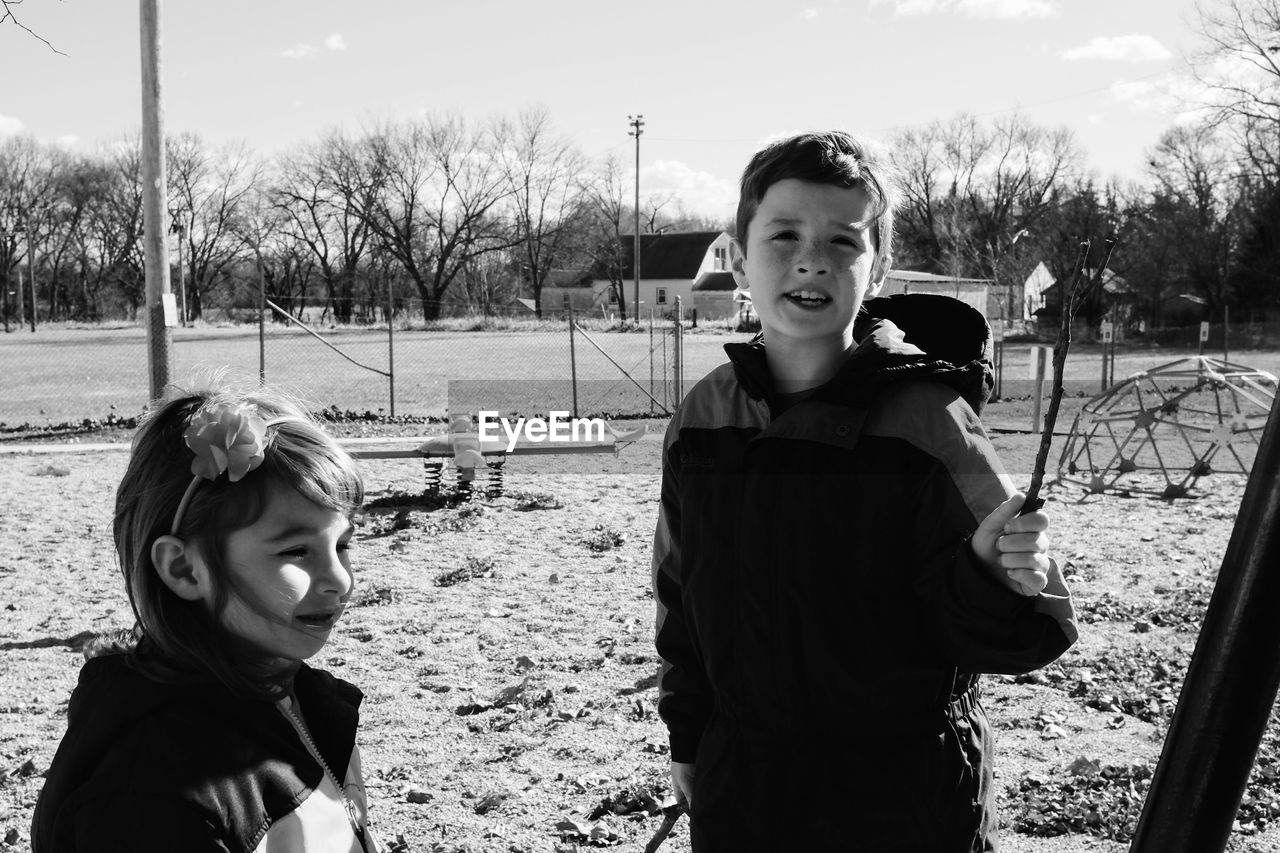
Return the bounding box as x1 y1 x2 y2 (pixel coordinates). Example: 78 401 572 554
1022 237 1117 513
643 805 684 853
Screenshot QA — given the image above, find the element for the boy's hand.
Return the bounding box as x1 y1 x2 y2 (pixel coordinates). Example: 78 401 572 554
972 492 1050 596
670 761 695 810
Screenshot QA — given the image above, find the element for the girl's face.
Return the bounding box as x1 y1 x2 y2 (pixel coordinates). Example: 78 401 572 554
204 482 355 663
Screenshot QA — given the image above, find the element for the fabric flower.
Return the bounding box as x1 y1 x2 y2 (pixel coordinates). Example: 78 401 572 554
184 402 268 482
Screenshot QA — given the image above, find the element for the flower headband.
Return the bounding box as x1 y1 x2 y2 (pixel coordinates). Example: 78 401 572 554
169 401 300 536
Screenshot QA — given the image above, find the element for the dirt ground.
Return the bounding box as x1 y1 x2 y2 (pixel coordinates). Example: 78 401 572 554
2 404 1278 852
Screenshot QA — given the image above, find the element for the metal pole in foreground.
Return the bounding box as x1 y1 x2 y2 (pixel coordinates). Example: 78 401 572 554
140 0 172 400
1128 391 1280 853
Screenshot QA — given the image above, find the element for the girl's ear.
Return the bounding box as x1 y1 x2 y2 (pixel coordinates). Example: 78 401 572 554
729 239 749 291
151 536 212 603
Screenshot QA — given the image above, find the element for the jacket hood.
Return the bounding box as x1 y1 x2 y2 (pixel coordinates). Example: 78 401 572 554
724 317 995 417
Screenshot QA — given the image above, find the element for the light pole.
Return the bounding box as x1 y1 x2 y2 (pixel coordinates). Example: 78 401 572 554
628 114 644 324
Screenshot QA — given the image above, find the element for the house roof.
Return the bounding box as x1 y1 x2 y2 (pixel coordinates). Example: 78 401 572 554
886 269 991 286
693 271 737 292
618 231 725 280
544 269 593 288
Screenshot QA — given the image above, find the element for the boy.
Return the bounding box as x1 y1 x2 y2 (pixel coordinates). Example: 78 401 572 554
651 132 1077 851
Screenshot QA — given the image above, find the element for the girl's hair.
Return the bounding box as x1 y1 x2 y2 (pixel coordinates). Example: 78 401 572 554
735 131 899 282
110 382 363 699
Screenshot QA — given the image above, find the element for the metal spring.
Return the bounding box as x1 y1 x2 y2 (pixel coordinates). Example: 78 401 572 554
454 465 477 502
422 461 443 496
485 457 506 499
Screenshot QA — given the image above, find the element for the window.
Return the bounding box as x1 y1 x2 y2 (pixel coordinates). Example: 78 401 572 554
714 247 727 271
656 288 668 305
562 294 571 310
608 286 619 304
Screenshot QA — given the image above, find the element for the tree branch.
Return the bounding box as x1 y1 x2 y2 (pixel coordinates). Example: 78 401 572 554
1 0 66 55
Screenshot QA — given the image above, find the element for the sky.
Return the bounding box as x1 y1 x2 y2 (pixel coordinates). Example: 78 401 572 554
1 0 1212 221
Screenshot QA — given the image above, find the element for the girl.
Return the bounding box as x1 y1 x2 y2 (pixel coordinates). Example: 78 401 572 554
32 384 380 852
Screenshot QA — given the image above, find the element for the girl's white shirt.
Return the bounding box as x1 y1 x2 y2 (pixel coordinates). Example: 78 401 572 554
260 694 379 853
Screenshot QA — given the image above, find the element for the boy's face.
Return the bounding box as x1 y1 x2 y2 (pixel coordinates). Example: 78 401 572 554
731 178 884 349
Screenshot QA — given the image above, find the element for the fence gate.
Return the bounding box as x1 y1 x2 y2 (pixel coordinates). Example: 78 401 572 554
568 297 685 419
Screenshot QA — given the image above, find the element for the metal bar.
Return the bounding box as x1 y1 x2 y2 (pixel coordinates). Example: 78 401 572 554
263 298 391 378
386 278 395 417
346 442 621 460
569 304 578 420
572 321 668 412
1128 390 1280 852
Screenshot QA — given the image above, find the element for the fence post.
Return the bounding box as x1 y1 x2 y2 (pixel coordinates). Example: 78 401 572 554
649 307 655 417
1030 345 1047 434
258 257 266 384
673 296 684 407
386 277 395 417
568 303 578 420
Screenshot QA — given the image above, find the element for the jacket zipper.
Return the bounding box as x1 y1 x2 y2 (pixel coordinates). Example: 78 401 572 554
277 697 369 851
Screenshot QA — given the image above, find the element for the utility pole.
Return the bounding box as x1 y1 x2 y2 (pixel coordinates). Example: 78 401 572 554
628 114 644 324
139 0 173 401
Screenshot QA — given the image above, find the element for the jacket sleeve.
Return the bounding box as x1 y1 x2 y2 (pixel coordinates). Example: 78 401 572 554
907 403 1078 674
62 793 230 853
652 436 713 763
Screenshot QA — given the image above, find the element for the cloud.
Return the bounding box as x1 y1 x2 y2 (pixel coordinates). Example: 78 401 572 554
1063 35 1172 62
324 33 347 50
55 134 79 148
1109 74 1212 123
0 114 26 137
281 43 317 60
641 160 737 220
869 0 1056 18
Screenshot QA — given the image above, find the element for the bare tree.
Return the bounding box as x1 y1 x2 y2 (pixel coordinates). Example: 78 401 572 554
45 152 113 320
87 138 147 318
359 114 514 321
891 113 1084 283
578 153 629 317
497 106 586 318
0 134 58 326
270 130 379 322
167 133 260 320
1145 124 1247 315
1193 0 1280 185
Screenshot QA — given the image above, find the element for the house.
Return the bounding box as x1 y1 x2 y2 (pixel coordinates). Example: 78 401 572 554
1022 262 1055 321
528 269 597 314
594 231 737 320
879 270 1000 322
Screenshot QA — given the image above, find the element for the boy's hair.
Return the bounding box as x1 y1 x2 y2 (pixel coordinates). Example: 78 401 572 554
110 382 363 699
735 131 899 280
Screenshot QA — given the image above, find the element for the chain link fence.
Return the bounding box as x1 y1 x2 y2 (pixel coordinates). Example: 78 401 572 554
0 297 734 428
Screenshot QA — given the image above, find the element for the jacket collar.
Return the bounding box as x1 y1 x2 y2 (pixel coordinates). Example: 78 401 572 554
723 318 994 416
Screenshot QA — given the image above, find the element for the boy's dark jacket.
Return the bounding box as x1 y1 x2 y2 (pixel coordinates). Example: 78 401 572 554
652 317 1077 849
32 653 370 852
